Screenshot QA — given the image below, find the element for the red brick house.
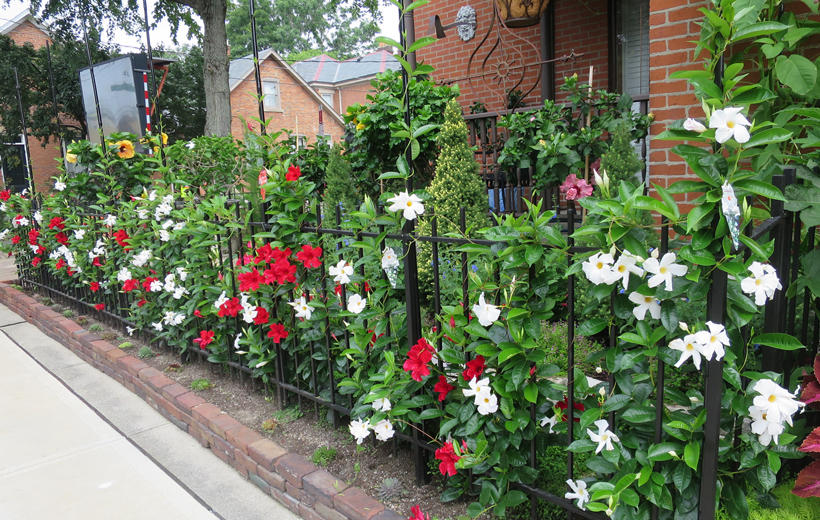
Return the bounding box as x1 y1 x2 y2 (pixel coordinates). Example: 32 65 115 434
413 0 818 203
0 10 61 193
229 49 347 145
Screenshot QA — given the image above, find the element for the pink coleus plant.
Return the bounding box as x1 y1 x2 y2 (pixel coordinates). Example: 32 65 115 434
793 355 820 498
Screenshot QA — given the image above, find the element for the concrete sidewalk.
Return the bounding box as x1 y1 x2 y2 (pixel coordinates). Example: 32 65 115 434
0 302 299 520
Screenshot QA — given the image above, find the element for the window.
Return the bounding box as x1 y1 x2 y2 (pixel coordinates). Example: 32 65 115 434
262 79 281 111
321 91 334 106
617 0 649 99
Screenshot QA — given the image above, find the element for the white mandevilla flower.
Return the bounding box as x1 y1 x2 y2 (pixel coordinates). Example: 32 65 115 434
54 180 67 191
669 334 705 369
748 405 786 446
693 321 730 361
627 292 661 321
289 296 314 320
709 107 751 144
476 392 499 415
582 252 618 285
683 118 707 133
173 286 188 300
381 246 399 270
234 334 244 353
751 378 803 426
159 230 171 242
173 221 185 231
176 267 188 281
185 141 195 150
329 260 353 285
126 326 135 336
149 280 163 292
102 214 116 227
155 202 172 220
540 415 557 434
565 479 590 510
612 251 644 290
73 229 86 240
214 291 229 309
347 293 366 314
117 267 132 282
348 418 371 444
462 377 492 399
13 215 29 228
137 209 149 220
163 274 176 293
740 262 782 306
372 419 395 441
151 321 163 332
131 249 152 268
472 292 500 327
587 419 619 454
147 190 157 201
387 191 425 221
0 229 8 241
33 211 42 224
371 397 391 412
643 252 688 291
162 219 175 229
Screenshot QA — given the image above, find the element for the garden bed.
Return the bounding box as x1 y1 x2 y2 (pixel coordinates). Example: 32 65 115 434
22 288 477 520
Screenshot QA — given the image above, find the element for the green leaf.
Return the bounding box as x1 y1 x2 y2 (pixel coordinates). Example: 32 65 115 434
687 203 715 233
733 179 786 201
407 36 437 54
602 394 631 413
577 317 609 337
739 235 771 261
684 441 700 470
635 195 677 220
498 347 522 364
622 406 655 424
775 54 818 95
757 464 777 491
679 245 716 266
751 333 806 351
731 22 790 43
523 383 538 403
648 442 682 461
742 129 792 150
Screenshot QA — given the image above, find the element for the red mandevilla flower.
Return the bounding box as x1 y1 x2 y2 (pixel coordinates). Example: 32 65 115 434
113 229 130 248
253 306 269 325
238 268 266 292
27 228 39 245
556 397 585 422
142 277 158 292
0 190 9 201
433 375 455 402
408 505 430 520
194 309 203 318
92 256 103 267
193 330 215 350
48 216 65 230
434 441 461 477
295 244 322 268
402 338 435 382
55 232 69 245
462 355 486 381
31 257 41 267
11 235 20 245
55 258 65 270
267 323 288 343
36 245 45 255
263 258 297 285
122 279 139 292
218 297 242 318
285 164 301 181
94 303 105 311
272 247 291 263
137 299 147 307
89 282 100 292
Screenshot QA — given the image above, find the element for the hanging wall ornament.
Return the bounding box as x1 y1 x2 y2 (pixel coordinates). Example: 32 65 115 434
721 181 741 250
381 246 400 288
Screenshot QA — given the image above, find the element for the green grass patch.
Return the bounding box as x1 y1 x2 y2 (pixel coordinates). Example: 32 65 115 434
190 378 213 391
311 446 337 467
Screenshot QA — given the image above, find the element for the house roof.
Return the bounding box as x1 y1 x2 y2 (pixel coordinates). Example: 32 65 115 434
292 49 400 85
0 10 48 36
229 48 344 126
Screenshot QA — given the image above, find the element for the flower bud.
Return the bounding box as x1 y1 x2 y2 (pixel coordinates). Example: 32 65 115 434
683 118 707 133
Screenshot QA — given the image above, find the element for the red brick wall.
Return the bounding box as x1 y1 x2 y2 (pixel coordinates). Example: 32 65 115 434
414 0 609 111
4 20 61 193
230 57 345 144
337 79 376 114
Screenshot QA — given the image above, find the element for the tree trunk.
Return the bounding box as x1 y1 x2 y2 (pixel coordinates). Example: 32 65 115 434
196 0 231 135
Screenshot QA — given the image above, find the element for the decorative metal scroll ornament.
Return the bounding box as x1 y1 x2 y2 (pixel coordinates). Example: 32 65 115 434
721 181 741 250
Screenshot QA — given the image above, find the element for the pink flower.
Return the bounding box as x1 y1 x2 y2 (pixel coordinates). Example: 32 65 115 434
560 174 593 201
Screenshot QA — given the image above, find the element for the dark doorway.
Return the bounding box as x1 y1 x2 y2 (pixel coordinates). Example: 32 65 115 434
0 144 29 193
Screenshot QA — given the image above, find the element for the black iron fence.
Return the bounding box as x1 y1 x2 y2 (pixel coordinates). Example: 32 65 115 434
16 172 818 519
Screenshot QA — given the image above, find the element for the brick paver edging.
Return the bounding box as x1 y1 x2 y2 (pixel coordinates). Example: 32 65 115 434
0 283 401 520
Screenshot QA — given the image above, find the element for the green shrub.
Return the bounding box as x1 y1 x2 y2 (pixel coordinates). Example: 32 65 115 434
137 346 154 359
323 144 358 217
600 119 644 185
163 136 242 192
717 480 820 520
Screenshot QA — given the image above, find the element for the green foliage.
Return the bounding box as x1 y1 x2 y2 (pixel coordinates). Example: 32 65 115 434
343 69 458 197
290 135 332 188
272 405 304 424
155 45 205 141
600 120 644 185
226 0 380 59
498 76 652 189
88 323 104 332
323 144 358 216
62 309 74 318
118 341 134 349
311 446 338 467
163 136 242 192
190 378 213 391
716 480 820 520
539 321 600 376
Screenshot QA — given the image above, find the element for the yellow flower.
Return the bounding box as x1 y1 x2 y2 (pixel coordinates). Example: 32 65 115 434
161 133 168 145
115 140 135 159
65 153 77 164
356 122 365 131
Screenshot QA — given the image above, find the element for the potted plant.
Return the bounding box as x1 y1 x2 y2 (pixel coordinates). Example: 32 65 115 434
495 0 551 28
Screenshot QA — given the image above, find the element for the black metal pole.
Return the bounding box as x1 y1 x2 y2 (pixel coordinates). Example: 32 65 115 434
249 0 267 135
81 8 105 148
142 0 165 160
402 0 417 69
566 204 576 520
13 67 37 197
45 42 65 160
539 1 555 101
